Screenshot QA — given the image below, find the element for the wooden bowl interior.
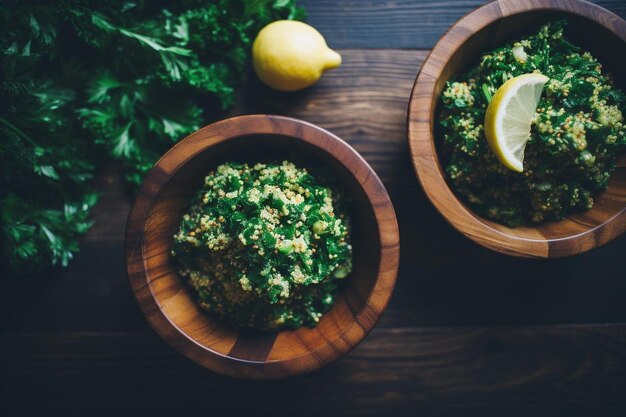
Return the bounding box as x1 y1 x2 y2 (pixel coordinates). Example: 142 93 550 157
432 11 626 245
141 134 381 363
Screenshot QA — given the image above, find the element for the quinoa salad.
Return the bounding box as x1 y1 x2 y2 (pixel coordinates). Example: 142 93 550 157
171 161 352 331
439 21 626 226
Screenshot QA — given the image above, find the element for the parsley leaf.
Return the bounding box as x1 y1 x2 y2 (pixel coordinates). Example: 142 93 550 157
1 0 304 275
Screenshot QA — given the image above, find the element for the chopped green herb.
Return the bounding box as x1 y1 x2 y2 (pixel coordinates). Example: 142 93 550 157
439 21 626 226
171 161 352 331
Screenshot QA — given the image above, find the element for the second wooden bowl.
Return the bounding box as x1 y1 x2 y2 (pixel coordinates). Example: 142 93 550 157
125 115 399 379
408 0 626 258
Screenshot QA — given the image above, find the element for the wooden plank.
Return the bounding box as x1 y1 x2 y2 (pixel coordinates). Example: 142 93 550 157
300 0 626 49
2 326 625 415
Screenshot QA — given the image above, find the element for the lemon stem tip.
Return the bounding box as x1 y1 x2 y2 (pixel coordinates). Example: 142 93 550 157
324 49 342 70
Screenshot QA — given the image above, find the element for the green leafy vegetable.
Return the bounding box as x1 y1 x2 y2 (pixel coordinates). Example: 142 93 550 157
1 0 305 275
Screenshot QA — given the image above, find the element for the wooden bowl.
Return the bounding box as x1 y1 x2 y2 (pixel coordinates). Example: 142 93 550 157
408 0 626 258
125 115 399 379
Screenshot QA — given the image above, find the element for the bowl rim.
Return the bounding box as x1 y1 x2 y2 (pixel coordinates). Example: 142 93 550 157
125 114 400 378
408 0 626 258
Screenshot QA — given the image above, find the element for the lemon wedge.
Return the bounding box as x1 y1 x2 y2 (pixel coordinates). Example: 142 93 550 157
484 73 549 172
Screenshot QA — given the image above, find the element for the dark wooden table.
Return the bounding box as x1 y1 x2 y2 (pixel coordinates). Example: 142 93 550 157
2 1 626 415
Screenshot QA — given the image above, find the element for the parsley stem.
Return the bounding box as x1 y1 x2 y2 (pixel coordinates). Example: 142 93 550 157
0 116 38 148
482 84 493 103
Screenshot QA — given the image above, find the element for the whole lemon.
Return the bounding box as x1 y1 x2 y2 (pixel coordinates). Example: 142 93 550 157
252 20 341 92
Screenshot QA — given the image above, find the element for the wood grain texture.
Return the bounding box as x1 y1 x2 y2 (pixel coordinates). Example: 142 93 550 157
408 0 626 258
125 115 400 378
299 0 626 49
2 325 626 415
233 49 428 188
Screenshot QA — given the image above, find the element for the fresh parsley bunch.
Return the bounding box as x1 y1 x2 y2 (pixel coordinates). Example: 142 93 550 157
0 0 305 275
